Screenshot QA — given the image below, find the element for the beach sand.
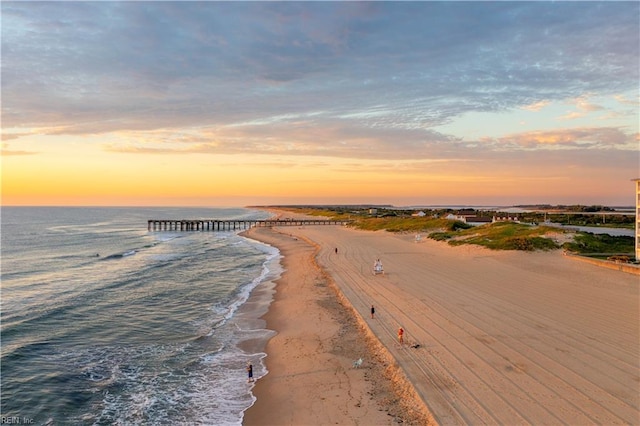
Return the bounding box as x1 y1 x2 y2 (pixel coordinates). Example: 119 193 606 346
241 225 431 425
242 212 639 425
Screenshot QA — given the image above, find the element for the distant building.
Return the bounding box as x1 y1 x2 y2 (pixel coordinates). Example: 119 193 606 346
445 209 478 222
412 211 426 217
445 212 492 226
455 209 477 218
634 179 640 261
466 216 492 226
492 215 520 223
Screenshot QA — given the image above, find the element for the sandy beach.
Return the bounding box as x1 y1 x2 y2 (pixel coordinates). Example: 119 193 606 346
242 212 639 425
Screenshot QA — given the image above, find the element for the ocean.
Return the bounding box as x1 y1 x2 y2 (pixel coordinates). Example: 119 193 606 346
1 207 280 425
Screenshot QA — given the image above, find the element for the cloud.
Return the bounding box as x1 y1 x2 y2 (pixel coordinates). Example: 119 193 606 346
1 143 37 156
488 127 635 150
614 94 640 106
521 101 551 112
558 111 585 121
2 1 638 171
1 132 29 141
103 121 463 160
557 94 606 120
101 120 637 172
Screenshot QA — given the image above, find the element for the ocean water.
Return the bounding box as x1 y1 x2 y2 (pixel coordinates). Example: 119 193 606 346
1 207 280 425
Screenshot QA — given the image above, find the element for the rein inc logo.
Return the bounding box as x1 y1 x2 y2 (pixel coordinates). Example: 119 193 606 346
1 417 34 424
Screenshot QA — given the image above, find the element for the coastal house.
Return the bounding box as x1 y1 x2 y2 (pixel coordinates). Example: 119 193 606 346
456 209 477 218
412 211 426 217
465 216 492 226
446 209 520 226
492 215 520 223
445 212 492 226
445 209 477 222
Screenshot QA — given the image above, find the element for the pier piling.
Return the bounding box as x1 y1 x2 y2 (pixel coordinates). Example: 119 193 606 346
147 219 348 232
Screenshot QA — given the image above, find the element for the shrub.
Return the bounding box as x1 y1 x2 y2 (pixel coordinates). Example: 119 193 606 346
447 221 473 231
504 236 558 251
429 232 452 241
562 233 634 254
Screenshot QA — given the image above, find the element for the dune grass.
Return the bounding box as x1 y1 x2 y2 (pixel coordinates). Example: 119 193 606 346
429 222 561 251
562 233 634 257
277 207 633 254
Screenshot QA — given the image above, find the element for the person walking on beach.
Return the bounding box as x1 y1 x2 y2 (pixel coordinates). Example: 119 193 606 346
247 362 254 382
398 327 404 345
370 305 375 319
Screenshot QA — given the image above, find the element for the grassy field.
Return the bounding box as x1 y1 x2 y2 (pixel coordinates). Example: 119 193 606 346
429 222 561 251
279 207 635 256
562 233 635 258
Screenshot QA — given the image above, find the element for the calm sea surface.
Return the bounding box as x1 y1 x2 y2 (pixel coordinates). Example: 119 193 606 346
1 207 279 425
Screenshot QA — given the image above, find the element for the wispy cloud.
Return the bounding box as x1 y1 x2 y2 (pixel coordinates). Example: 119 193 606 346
489 127 634 149
558 94 606 120
521 101 551 112
614 94 639 106
3 2 638 139
1 143 38 156
2 2 638 205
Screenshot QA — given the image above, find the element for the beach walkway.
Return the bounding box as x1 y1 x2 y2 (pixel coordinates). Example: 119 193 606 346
274 224 639 424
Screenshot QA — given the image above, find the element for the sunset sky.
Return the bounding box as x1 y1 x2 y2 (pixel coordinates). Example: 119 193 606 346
2 1 638 207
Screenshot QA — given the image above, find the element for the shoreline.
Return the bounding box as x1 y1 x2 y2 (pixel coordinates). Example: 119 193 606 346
240 225 432 425
238 209 638 424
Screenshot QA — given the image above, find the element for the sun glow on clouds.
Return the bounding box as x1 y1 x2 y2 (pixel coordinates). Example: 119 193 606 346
2 1 638 206
521 101 551 112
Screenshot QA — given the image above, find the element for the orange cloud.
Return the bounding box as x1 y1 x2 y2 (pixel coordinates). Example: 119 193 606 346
1 143 38 156
490 127 631 149
521 100 550 112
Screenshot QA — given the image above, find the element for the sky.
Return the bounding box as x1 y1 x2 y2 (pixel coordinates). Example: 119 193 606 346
2 1 639 207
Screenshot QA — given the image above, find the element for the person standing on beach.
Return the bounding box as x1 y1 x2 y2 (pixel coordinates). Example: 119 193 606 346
398 327 404 345
370 305 375 319
247 362 254 382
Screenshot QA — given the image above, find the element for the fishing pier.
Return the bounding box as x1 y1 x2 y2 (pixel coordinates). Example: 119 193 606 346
147 218 349 232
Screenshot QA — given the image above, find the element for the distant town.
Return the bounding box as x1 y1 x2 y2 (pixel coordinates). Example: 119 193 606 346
255 204 635 229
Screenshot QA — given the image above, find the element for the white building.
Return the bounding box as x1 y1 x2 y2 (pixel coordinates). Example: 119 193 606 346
445 213 492 226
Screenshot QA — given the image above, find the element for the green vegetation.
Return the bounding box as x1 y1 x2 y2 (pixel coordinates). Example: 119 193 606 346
349 217 471 233
516 204 616 212
428 222 560 251
527 213 633 229
285 207 472 232
288 207 352 221
562 233 634 258
287 205 635 230
275 206 634 255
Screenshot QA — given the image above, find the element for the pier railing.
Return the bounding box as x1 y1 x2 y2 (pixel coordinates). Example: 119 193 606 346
147 219 349 232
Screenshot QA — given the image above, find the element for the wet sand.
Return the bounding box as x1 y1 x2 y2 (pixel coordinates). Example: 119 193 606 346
241 225 432 425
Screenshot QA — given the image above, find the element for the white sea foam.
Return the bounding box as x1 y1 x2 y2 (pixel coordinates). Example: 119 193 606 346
2 207 277 425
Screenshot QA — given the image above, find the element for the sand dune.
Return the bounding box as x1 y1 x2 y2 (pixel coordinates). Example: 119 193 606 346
244 217 639 425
